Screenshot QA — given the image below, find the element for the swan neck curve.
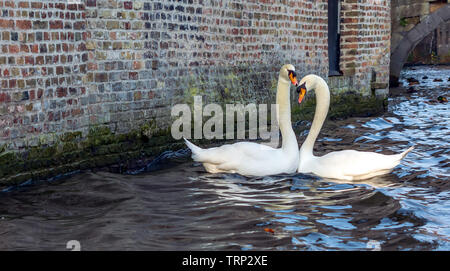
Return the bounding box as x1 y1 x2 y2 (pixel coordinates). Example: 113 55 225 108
300 76 330 157
276 76 297 151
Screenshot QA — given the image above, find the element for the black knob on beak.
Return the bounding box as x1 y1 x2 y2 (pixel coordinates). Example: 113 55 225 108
296 82 306 93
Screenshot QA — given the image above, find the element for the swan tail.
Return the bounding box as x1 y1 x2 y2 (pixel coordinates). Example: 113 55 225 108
399 146 414 160
388 146 414 167
377 146 415 172
183 137 203 160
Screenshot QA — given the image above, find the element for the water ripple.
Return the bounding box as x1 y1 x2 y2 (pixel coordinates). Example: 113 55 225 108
0 65 448 250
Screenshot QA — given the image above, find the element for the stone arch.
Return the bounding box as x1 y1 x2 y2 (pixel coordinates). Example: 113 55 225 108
390 4 450 86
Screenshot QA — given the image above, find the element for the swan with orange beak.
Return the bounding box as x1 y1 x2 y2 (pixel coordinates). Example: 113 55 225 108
295 74 414 181
183 64 300 176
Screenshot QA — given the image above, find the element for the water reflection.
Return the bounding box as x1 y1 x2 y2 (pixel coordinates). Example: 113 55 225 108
0 66 448 250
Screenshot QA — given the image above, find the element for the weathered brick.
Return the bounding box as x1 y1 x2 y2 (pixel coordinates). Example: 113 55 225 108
49 20 63 29
67 4 78 11
86 0 96 7
0 19 14 28
33 21 48 29
4 0 15 8
16 20 32 30
56 87 68 98
8 44 19 53
106 21 120 30
18 2 29 8
124 2 133 10
95 73 108 82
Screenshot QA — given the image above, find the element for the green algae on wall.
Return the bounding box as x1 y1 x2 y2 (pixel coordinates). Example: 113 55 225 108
182 65 277 108
0 82 387 189
0 121 183 189
292 91 387 123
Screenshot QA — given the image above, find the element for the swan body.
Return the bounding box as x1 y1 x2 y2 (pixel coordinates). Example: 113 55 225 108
184 64 300 177
297 75 414 181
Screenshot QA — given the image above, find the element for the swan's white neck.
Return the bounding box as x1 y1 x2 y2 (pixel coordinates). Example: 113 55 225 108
276 76 297 151
299 76 330 158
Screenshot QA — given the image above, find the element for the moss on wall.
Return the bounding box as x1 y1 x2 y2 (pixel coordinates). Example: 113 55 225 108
292 91 387 122
0 87 387 189
0 120 183 189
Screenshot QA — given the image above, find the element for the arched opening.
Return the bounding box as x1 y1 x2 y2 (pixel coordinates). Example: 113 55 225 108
390 4 450 86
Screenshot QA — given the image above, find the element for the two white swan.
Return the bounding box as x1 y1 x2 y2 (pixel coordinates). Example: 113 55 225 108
184 66 413 180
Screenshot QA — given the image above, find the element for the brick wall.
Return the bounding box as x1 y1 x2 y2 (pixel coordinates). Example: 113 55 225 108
339 0 391 95
0 0 88 149
0 0 391 182
1 0 333 150
84 0 330 135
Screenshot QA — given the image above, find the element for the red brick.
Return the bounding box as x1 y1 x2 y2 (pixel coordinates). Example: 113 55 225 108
74 21 85 30
50 20 63 29
25 56 34 65
37 89 43 99
18 2 29 8
4 0 15 8
67 4 78 11
86 0 97 7
35 56 44 65
133 61 142 70
0 93 10 103
29 90 35 100
0 19 14 28
56 66 64 75
31 44 39 53
124 1 132 9
56 87 67 98
31 2 43 9
342 44 358 50
16 20 32 30
95 73 108 82
9 79 16 88
129 72 138 80
55 3 65 10
8 44 19 53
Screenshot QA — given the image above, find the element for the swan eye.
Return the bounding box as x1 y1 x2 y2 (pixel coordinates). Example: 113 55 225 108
296 82 306 93
287 70 298 85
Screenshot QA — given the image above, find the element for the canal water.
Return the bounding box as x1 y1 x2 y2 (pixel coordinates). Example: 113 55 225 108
0 66 448 251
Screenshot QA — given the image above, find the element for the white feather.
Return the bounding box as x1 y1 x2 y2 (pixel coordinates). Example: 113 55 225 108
183 65 300 177
297 75 414 180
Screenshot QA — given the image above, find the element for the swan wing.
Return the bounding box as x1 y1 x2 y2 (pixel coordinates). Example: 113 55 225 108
184 139 297 176
312 147 413 179
184 139 276 165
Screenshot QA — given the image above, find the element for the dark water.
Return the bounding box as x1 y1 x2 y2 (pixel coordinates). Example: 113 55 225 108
0 66 449 251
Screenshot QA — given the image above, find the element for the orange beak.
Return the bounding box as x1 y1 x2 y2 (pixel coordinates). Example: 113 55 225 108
289 72 298 86
297 82 306 104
